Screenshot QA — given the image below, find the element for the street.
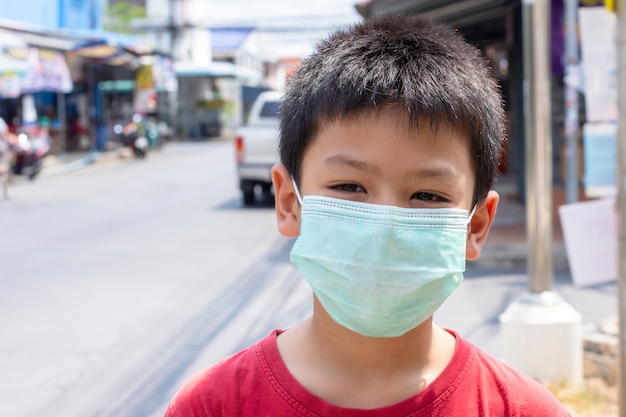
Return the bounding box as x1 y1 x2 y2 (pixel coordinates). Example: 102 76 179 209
0 140 617 417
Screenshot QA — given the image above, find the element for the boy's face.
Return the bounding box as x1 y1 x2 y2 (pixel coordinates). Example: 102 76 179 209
272 108 499 261
300 110 475 212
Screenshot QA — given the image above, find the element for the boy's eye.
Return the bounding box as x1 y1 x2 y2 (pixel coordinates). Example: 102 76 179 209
412 192 448 202
332 183 366 193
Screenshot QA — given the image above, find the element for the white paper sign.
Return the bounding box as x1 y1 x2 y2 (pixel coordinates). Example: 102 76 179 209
558 198 618 286
578 7 617 122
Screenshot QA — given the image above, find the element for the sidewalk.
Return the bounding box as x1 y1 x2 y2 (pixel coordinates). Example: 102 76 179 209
488 177 618 407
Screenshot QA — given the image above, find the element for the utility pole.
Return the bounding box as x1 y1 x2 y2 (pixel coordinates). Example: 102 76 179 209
499 0 582 384
615 1 626 414
524 0 553 293
168 0 180 60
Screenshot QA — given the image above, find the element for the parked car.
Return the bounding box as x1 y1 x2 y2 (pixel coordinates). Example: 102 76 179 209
235 91 282 205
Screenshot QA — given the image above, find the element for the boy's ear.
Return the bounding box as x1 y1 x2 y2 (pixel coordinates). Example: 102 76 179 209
466 190 499 260
271 164 300 238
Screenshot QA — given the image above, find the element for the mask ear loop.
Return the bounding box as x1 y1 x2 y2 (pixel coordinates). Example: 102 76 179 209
291 177 304 206
466 205 477 226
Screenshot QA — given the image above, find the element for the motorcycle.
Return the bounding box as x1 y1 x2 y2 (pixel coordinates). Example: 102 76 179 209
12 125 50 180
114 117 148 159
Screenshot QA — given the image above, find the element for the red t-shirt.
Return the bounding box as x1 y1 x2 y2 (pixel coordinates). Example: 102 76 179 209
165 330 570 416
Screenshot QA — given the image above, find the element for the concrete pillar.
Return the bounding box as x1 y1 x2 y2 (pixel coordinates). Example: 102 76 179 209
500 291 583 383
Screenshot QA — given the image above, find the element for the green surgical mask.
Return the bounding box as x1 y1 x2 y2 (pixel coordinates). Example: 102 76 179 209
290 185 474 338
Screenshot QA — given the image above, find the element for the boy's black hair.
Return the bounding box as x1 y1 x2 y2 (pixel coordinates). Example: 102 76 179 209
279 14 506 206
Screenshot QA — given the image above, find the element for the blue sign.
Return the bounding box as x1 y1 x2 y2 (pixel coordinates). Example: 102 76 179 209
583 122 617 197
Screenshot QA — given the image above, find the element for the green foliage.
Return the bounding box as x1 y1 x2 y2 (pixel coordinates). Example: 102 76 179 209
104 1 147 34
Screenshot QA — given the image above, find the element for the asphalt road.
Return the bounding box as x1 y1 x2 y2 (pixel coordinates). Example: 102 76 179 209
0 140 617 417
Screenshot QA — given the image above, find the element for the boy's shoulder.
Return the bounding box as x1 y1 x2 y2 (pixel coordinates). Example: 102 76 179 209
164 330 287 417
454 331 571 416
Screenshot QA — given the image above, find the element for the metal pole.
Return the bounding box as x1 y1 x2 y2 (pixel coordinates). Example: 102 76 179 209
57 93 66 152
615 1 626 414
524 0 553 293
564 0 579 204
500 4 582 382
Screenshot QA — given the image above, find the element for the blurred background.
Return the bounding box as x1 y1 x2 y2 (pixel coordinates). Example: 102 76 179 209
0 1 620 416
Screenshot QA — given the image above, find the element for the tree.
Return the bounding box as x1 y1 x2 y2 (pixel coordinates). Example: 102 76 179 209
104 0 146 33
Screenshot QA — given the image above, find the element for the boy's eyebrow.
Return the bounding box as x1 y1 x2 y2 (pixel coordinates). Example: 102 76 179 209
324 154 461 179
324 154 378 173
404 166 461 180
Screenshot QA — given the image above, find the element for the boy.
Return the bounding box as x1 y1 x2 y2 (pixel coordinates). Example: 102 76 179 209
165 14 570 416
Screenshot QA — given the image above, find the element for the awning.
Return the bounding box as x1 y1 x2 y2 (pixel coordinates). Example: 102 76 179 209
69 29 166 58
211 27 255 51
0 28 27 49
14 31 79 52
355 0 513 27
174 61 261 82
0 20 169 67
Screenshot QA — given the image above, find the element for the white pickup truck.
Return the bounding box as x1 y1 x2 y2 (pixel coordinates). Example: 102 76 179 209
235 90 282 205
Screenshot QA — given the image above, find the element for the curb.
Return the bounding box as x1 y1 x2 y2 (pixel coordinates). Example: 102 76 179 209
41 148 127 178
41 152 99 178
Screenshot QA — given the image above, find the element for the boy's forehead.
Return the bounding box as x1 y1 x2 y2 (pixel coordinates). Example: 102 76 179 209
300 107 477 195
315 106 471 143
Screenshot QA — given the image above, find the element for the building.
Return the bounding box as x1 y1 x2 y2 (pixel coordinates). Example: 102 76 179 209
0 0 171 152
355 0 617 205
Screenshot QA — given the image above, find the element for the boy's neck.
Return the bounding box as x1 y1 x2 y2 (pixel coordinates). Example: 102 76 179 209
276 298 456 408
310 299 451 371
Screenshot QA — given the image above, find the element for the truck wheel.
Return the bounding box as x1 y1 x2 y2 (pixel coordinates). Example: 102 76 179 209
243 187 255 206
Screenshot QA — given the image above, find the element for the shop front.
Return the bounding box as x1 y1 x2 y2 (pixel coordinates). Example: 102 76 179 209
0 23 173 153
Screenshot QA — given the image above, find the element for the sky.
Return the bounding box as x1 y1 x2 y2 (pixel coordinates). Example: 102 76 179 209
205 0 363 58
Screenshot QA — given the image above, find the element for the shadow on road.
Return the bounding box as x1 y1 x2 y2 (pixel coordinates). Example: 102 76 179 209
214 194 275 210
